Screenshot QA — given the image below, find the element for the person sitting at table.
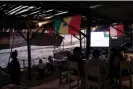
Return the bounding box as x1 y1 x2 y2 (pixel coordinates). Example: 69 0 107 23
109 48 119 83
89 49 106 73
47 56 54 74
119 48 130 76
66 52 71 59
38 59 45 79
8 50 20 85
109 48 129 84
68 47 85 77
68 47 85 88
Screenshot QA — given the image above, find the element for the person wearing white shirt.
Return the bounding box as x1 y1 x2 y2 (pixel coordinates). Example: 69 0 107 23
38 59 45 79
89 49 106 69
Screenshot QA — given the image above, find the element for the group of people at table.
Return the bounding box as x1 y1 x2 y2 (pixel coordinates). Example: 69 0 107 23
2 46 133 89
67 47 133 88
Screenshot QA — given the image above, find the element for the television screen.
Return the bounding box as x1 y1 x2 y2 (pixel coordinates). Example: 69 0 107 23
91 32 109 47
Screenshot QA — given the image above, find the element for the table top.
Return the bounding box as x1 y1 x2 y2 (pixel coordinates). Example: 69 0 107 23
54 59 67 62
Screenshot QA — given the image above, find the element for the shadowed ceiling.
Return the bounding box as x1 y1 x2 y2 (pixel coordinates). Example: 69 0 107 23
0 1 133 29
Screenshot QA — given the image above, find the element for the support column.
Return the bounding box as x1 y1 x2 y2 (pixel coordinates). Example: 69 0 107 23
71 35 72 44
63 35 65 56
27 28 32 81
84 28 86 48
86 16 92 59
83 13 92 89
79 33 82 49
22 60 25 70
130 26 133 48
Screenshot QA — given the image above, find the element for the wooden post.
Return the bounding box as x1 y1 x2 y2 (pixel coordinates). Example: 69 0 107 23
79 33 82 49
53 34 56 57
63 35 65 57
84 14 92 89
86 16 91 59
109 25 111 60
22 60 25 70
130 26 133 48
84 29 86 48
71 35 72 44
27 26 32 81
33 60 34 66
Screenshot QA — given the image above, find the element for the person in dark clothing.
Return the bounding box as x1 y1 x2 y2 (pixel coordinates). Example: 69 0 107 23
89 49 106 73
109 49 120 83
8 50 20 85
47 56 54 73
38 59 45 79
0 67 10 89
68 47 85 88
68 47 85 77
66 52 71 59
109 48 128 84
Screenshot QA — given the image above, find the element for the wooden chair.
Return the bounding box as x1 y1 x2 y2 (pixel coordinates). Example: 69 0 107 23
59 64 68 85
67 60 80 89
59 71 68 85
119 61 132 89
85 59 109 89
85 65 102 89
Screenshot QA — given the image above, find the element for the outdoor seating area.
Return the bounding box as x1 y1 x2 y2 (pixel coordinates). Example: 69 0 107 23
1 1 133 89
1 49 133 89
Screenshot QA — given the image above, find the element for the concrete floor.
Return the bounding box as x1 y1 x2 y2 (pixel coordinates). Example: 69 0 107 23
22 78 132 89
20 70 133 89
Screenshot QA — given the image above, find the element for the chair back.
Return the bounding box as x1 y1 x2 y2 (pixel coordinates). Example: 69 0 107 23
120 61 132 70
67 60 80 80
68 60 79 71
85 64 101 83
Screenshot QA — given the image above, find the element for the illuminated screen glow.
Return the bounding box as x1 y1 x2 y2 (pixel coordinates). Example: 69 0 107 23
91 32 109 47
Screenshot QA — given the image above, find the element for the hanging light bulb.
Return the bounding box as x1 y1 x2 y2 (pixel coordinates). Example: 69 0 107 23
38 22 43 27
38 20 52 27
91 26 98 31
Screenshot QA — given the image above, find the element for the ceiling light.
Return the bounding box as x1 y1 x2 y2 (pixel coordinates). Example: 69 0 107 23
92 27 96 31
55 11 68 15
38 22 43 27
45 9 54 13
44 15 54 19
89 5 103 9
38 20 52 27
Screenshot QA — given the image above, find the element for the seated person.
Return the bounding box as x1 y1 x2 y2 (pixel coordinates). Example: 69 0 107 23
89 49 106 73
38 59 45 79
47 56 54 73
68 47 85 77
109 48 129 84
87 49 108 83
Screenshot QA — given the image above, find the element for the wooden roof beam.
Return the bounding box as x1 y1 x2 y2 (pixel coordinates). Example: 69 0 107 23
16 7 41 16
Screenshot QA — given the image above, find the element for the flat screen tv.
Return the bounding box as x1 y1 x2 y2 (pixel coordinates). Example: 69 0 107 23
91 32 109 47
